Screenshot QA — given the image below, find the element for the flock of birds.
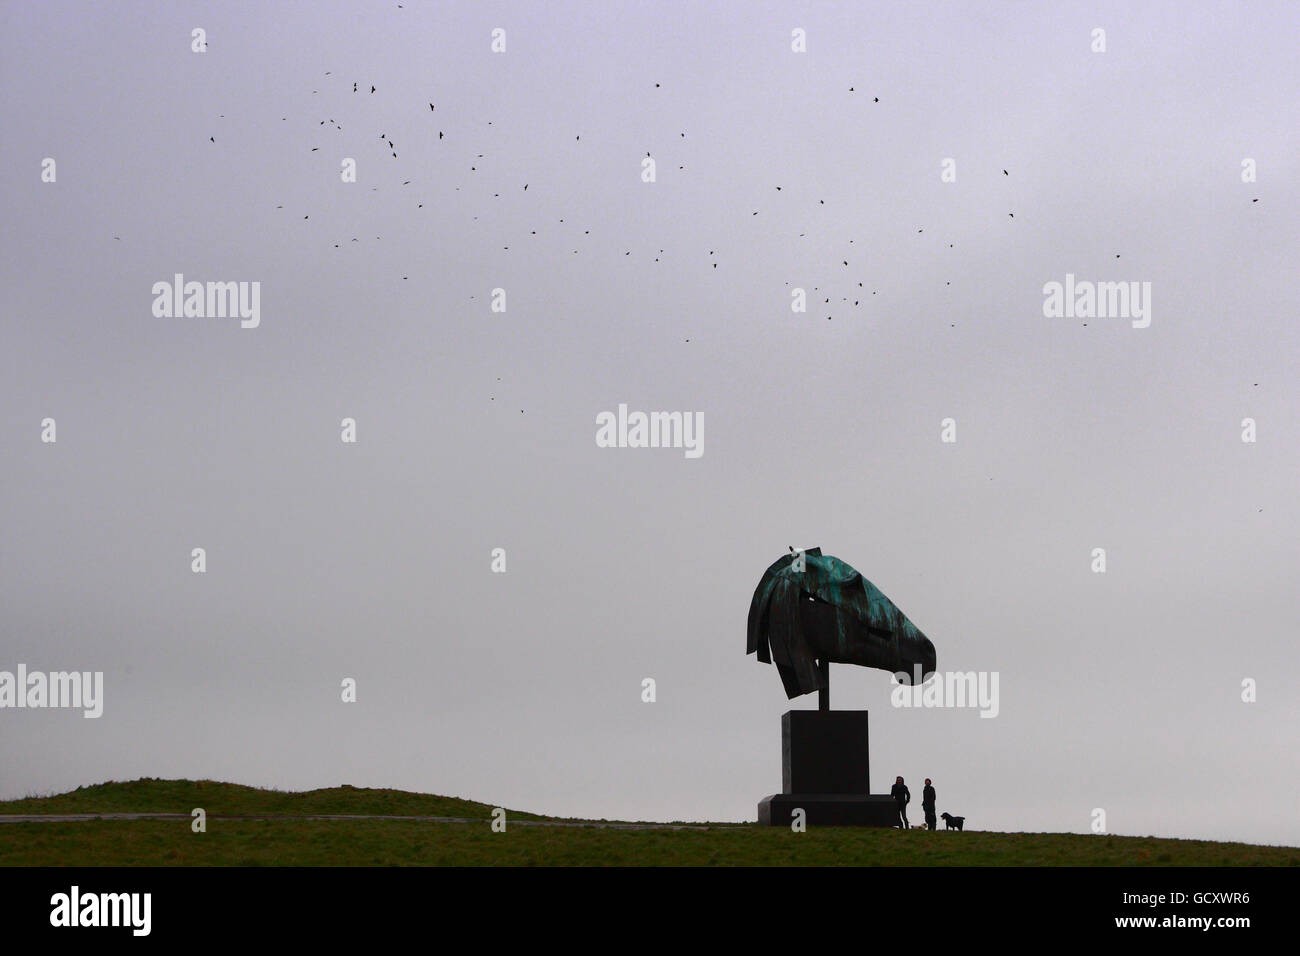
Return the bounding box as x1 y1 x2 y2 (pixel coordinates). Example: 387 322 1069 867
177 63 1267 407
196 71 1266 324
222 74 1025 330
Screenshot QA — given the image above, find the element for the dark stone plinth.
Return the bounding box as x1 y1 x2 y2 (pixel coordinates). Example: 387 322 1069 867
783 710 870 793
759 709 899 826
758 794 901 827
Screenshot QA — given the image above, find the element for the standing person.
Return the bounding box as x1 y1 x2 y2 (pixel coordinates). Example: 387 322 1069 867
890 776 911 828
922 778 937 832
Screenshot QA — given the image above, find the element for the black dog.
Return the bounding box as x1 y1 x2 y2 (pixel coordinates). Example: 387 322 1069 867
940 812 965 831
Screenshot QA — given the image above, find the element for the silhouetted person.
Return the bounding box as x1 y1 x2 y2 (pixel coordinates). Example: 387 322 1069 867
890 776 910 828
922 778 937 831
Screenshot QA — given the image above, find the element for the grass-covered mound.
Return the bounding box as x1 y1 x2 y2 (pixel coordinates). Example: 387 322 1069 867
2 779 1295 866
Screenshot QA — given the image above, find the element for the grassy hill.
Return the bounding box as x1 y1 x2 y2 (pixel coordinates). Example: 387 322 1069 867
0 777 548 821
1 779 1296 867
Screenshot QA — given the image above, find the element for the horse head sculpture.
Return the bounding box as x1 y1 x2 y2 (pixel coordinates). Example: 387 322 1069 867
747 547 937 699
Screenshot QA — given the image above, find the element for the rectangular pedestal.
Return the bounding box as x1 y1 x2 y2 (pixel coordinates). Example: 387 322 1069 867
758 709 897 826
758 794 902 827
783 710 869 794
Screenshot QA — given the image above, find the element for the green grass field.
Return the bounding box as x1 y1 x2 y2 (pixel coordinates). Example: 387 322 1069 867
0 778 547 821
2 779 1296 866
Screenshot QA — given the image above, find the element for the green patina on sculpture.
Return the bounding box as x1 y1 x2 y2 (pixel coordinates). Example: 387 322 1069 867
747 547 937 700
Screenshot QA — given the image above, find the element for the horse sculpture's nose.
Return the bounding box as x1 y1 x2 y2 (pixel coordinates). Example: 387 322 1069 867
903 633 937 683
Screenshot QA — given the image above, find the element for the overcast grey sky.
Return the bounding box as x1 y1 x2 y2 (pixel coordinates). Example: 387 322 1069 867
2 0 1297 847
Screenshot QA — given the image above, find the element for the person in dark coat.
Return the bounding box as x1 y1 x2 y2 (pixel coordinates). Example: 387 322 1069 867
890 776 911 828
922 778 937 831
